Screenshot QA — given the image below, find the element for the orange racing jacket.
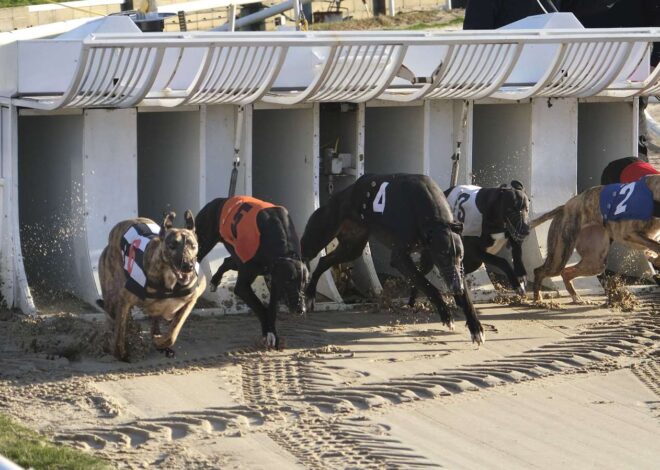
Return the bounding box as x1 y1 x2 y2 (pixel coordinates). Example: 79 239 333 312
219 196 278 263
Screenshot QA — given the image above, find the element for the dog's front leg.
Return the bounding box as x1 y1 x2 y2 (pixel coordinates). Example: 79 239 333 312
266 282 280 348
234 269 272 345
113 303 132 361
408 249 433 307
510 240 527 295
453 285 485 345
153 277 207 355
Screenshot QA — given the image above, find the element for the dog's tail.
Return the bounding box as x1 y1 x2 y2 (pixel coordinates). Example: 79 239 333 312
530 205 565 229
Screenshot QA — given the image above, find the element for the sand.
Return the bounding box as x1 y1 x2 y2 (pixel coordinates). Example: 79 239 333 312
0 285 658 469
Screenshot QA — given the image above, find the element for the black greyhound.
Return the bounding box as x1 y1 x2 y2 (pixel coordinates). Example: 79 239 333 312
195 196 308 347
419 181 532 298
300 173 485 344
601 156 658 185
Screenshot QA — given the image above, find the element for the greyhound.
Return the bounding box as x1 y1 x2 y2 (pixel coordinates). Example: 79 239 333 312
195 196 308 348
408 180 531 305
98 211 206 361
532 174 660 303
300 173 485 345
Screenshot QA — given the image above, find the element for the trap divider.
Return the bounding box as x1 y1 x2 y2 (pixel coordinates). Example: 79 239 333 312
577 97 654 280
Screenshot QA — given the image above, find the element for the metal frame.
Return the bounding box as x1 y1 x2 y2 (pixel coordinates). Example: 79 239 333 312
5 28 660 109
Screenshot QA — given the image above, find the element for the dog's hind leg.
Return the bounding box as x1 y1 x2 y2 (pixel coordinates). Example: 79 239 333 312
533 213 579 301
305 225 369 311
113 303 132 362
481 251 523 295
390 248 454 329
560 225 609 304
210 257 238 292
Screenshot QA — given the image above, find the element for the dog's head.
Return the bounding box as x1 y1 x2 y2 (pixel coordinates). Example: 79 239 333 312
428 221 465 295
159 210 199 287
271 255 309 315
497 180 530 243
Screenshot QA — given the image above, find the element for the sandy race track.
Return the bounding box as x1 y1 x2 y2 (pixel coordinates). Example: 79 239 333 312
1 287 659 469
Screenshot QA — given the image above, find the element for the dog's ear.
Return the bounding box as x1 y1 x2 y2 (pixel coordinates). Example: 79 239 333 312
160 211 176 238
510 180 524 191
499 183 508 189
184 209 195 231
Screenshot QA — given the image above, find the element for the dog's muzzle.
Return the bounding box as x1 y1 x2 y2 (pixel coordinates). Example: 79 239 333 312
173 260 198 286
506 216 529 244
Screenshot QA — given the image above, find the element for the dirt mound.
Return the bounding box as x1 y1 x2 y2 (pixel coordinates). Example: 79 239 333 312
5 312 151 361
603 276 640 312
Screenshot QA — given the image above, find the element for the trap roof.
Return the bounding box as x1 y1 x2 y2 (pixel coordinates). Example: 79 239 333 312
0 14 659 110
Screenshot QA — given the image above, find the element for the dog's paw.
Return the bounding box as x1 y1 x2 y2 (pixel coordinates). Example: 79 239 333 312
158 347 176 358
471 327 485 346
265 332 277 348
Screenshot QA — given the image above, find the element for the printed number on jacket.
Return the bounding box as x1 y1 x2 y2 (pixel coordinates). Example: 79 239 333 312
372 182 389 213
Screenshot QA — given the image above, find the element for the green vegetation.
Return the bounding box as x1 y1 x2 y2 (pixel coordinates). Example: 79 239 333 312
0 414 111 470
404 16 465 31
0 0 52 7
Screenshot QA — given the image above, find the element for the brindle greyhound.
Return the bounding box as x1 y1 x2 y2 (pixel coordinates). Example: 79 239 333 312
301 173 485 344
409 180 531 305
195 196 308 348
532 174 660 303
98 211 206 361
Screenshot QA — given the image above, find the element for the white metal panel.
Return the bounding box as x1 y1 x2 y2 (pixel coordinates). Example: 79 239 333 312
577 100 653 280
252 104 340 303
82 108 138 306
137 110 201 221
0 106 34 313
18 114 88 303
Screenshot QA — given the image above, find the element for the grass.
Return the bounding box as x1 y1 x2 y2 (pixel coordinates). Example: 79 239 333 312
0 0 52 7
0 414 111 470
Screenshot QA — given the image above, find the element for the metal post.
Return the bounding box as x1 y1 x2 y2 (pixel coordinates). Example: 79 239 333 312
228 105 244 197
388 0 395 16
213 0 313 31
445 0 452 11
293 0 301 30
450 100 469 187
228 4 237 31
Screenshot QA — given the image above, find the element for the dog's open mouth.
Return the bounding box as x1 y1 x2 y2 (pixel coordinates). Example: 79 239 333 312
173 264 197 286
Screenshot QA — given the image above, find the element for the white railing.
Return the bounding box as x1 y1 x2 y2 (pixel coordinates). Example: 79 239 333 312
5 28 660 110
